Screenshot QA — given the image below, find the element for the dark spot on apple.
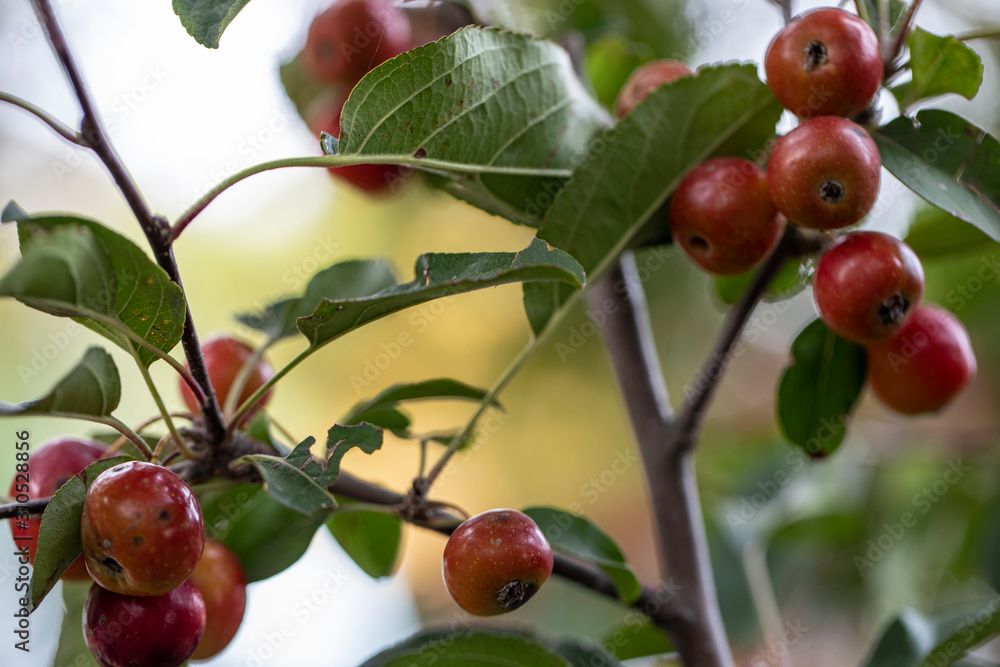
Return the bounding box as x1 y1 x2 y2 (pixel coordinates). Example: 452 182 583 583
879 293 909 326
159 510 171 521
100 556 123 574
688 235 710 252
819 180 845 203
132 536 144 547
804 40 829 71
496 579 536 611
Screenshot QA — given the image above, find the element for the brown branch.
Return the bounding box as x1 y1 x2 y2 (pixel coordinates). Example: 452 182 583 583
0 470 683 632
587 230 823 666
329 472 684 630
30 0 227 445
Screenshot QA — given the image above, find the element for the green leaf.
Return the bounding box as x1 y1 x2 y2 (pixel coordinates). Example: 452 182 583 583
327 508 402 579
172 0 252 48
522 506 641 603
776 319 866 458
4 207 186 366
861 600 1000 667
359 628 571 667
343 378 497 428
238 451 339 515
0 224 117 321
525 63 783 334
891 28 984 108
241 423 383 513
55 581 99 667
30 456 136 611
873 110 1000 242
602 619 674 660
904 207 997 260
297 238 585 349
0 347 120 419
332 26 612 226
237 258 397 343
205 484 331 583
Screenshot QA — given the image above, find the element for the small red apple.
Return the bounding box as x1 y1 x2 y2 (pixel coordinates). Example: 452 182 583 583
670 157 786 276
767 116 881 230
442 509 553 616
84 580 206 667
189 539 248 660
179 335 274 426
867 304 976 415
764 7 883 118
81 461 205 596
615 59 694 119
813 231 925 344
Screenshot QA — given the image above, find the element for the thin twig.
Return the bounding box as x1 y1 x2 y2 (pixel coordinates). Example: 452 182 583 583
0 91 85 145
673 230 799 448
328 472 684 630
31 0 227 445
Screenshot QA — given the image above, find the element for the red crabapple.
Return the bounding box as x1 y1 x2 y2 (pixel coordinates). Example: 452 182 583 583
867 304 976 415
764 7 883 118
813 231 925 344
189 539 248 660
84 580 206 667
179 335 274 426
81 461 205 596
615 59 694 119
767 116 881 231
442 509 554 616
303 0 412 85
669 157 786 276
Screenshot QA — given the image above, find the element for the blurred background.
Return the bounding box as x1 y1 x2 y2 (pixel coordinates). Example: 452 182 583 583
0 0 998 664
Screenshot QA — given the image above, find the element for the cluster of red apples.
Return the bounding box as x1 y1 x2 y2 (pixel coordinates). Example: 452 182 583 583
618 7 975 416
7 334 278 666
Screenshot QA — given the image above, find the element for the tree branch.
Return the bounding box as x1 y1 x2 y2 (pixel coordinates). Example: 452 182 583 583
672 232 797 449
589 250 734 667
31 0 227 445
0 470 683 632
588 231 822 666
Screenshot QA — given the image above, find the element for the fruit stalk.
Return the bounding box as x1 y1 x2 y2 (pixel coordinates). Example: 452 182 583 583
29 0 228 446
